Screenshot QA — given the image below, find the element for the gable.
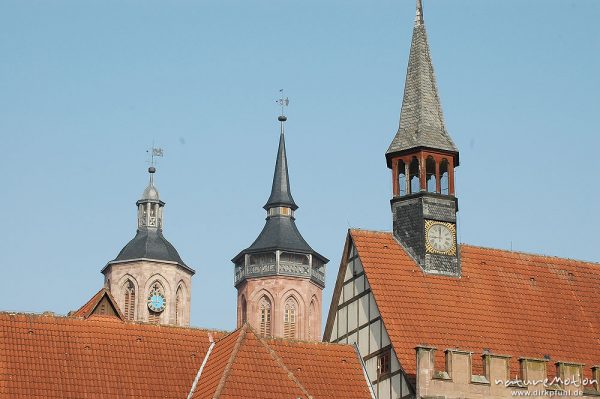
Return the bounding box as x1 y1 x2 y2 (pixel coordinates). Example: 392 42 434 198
324 233 413 399
190 324 373 399
346 229 600 382
70 288 124 320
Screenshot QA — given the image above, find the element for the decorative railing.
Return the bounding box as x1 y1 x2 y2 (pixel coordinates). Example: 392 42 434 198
311 268 325 284
234 261 325 286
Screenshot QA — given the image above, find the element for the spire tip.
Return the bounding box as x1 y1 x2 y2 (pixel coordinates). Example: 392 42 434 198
416 0 424 25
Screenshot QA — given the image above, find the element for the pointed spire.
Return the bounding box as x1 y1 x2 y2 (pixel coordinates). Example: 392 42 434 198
264 115 298 211
386 0 458 161
416 0 424 25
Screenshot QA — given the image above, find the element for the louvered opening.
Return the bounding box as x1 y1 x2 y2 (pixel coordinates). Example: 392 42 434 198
175 287 183 325
259 297 272 337
123 281 135 321
148 310 160 324
283 299 297 339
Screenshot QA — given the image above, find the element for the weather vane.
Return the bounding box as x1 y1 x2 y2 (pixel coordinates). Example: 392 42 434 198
147 146 164 168
276 89 289 117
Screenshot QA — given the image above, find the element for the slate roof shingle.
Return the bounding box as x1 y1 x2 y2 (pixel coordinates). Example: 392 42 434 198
386 6 458 158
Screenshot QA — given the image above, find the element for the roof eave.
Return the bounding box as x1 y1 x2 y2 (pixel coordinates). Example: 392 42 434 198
102 258 195 275
385 145 459 168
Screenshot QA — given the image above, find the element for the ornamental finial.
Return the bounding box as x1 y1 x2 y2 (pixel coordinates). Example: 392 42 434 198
276 89 289 124
146 146 163 185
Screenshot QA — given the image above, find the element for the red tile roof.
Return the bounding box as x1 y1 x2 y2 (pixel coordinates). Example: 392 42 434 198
190 324 372 399
0 310 372 398
347 229 600 380
0 312 225 398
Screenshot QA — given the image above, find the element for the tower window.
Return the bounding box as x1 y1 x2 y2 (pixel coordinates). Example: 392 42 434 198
284 298 297 339
175 286 184 326
280 252 309 265
259 296 272 337
308 299 317 340
123 280 136 321
440 159 449 195
241 296 247 324
148 310 160 324
397 160 407 196
426 156 436 193
409 157 420 194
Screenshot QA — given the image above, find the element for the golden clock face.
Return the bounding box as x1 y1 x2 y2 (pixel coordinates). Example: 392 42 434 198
425 220 456 255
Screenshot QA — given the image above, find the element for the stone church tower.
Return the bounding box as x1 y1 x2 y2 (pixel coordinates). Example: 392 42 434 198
102 167 194 326
232 114 328 340
386 0 460 277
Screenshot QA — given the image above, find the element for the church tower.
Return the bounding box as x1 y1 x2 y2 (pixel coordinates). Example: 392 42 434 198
102 166 195 325
387 0 460 276
232 111 328 340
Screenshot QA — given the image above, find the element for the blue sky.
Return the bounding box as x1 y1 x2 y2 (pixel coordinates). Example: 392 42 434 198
1 0 598 330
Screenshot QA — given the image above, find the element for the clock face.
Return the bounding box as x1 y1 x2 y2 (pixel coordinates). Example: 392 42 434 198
425 221 456 255
147 292 166 312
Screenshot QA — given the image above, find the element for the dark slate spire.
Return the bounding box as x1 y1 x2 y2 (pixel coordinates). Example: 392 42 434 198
264 117 298 211
232 112 328 275
386 0 458 160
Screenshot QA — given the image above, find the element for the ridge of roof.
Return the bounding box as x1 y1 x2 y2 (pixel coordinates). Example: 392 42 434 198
212 325 248 398
349 229 600 266
251 326 312 398
0 310 233 337
192 323 310 399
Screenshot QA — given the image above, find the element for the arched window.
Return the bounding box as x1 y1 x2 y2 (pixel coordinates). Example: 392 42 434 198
175 285 184 326
147 282 165 324
397 160 407 196
308 299 317 340
440 159 449 195
241 296 247 324
283 297 297 339
426 156 436 193
259 296 272 337
123 280 136 321
409 157 420 194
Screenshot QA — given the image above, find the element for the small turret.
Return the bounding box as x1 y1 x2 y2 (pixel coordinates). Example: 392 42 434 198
101 163 194 326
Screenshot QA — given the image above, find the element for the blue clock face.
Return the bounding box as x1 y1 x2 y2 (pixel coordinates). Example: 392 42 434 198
147 293 166 312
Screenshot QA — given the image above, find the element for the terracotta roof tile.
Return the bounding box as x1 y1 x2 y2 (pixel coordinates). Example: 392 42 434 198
1 312 372 398
0 312 225 398
190 325 372 399
349 229 600 380
268 338 371 399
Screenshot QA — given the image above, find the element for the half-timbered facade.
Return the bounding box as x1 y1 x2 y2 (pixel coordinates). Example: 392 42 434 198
325 239 413 399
